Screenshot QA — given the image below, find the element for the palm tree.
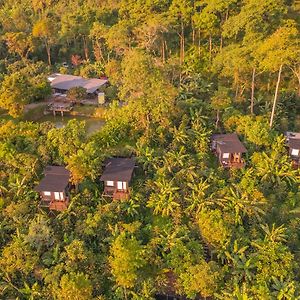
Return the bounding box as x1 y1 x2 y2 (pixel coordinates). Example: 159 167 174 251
219 282 253 300
217 185 266 225
260 224 287 244
136 143 158 174
271 276 297 300
185 179 211 214
162 146 189 174
217 240 255 284
147 178 180 217
254 137 299 186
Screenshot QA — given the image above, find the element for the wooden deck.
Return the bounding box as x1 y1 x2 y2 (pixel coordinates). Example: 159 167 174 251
40 199 69 211
102 188 130 200
47 101 74 116
292 160 300 169
222 160 245 169
113 190 130 200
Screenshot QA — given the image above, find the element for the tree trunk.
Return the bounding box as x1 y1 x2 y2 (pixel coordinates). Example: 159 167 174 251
198 29 201 56
192 27 195 45
235 84 239 101
209 34 212 62
93 41 104 62
269 64 283 128
165 40 168 60
225 8 229 21
45 42 51 65
83 36 89 61
290 65 300 97
250 67 256 115
215 110 220 128
180 20 185 65
161 38 165 63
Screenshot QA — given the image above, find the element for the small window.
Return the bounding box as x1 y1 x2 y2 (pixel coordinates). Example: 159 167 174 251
117 181 127 190
54 192 60 200
291 149 299 156
223 153 230 159
44 191 51 196
107 181 114 187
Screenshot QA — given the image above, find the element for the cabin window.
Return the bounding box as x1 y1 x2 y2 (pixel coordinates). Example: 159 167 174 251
291 149 299 156
53 192 64 201
106 181 114 187
117 181 127 190
44 191 51 196
54 192 64 200
223 153 230 159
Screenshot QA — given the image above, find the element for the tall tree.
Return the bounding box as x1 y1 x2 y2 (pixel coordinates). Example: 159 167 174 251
256 20 299 127
32 18 57 65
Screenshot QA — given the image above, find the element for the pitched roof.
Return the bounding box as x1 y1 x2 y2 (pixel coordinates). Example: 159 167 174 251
212 133 247 153
100 158 135 182
35 166 70 192
285 132 300 149
285 131 300 139
49 74 108 93
289 138 300 149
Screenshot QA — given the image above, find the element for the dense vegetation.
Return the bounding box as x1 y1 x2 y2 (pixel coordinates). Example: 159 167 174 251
0 0 300 299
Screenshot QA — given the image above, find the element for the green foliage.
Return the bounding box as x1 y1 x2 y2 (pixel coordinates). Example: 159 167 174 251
0 72 31 117
0 0 300 299
179 260 221 298
109 232 146 289
56 272 93 300
67 87 87 102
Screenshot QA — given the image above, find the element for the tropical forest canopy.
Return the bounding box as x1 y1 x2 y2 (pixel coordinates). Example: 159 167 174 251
0 0 300 299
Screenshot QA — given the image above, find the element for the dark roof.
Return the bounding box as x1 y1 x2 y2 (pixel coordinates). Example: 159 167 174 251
212 133 247 153
100 158 135 182
49 74 108 93
212 133 240 142
35 166 70 192
285 131 300 140
289 138 300 149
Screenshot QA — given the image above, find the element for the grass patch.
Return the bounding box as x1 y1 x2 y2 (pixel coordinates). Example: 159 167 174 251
22 105 47 122
71 105 97 116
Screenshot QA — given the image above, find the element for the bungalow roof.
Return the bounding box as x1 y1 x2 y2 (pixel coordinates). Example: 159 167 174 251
100 158 135 182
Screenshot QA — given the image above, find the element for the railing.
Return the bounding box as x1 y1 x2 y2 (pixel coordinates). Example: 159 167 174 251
102 188 130 200
39 198 69 211
113 190 130 200
222 160 245 169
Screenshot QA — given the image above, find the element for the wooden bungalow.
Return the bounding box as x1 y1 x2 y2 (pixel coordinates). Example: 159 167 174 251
35 166 71 211
100 158 135 200
285 132 300 168
211 133 247 168
48 73 108 96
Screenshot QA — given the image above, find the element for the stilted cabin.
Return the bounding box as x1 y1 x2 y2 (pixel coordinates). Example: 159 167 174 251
211 133 247 168
35 166 71 211
285 132 300 168
100 158 135 200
